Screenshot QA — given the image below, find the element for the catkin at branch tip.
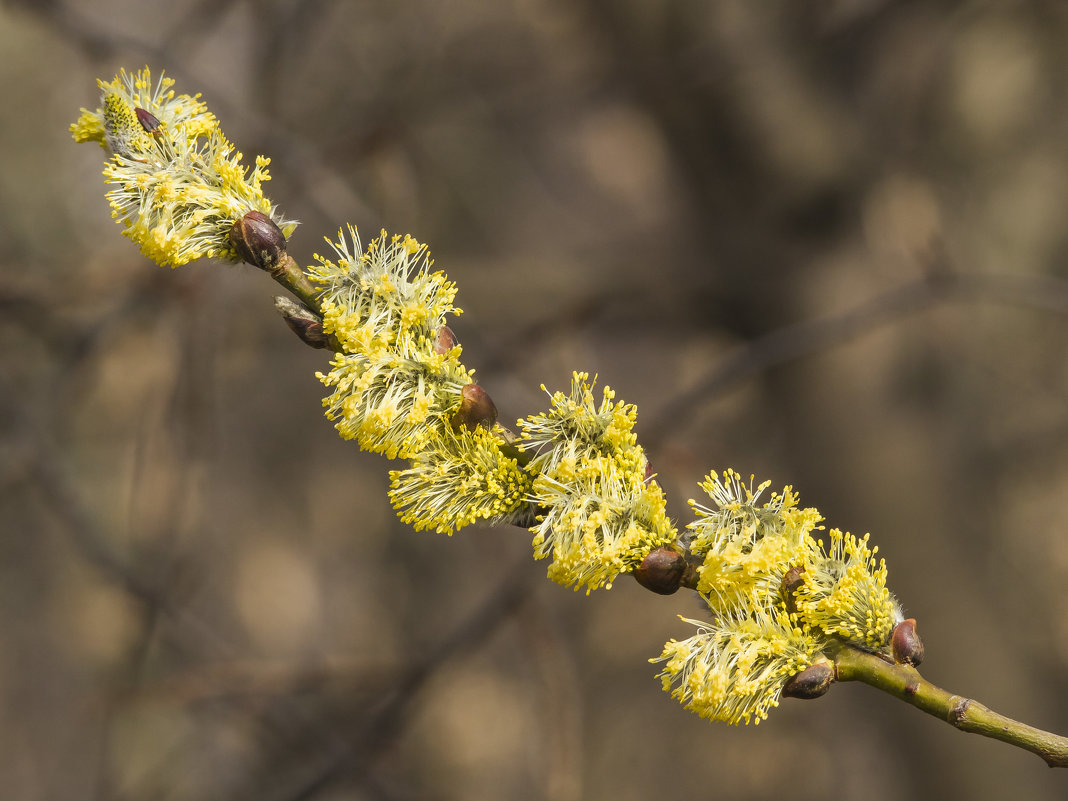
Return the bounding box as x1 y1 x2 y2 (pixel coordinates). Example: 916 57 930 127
72 66 295 267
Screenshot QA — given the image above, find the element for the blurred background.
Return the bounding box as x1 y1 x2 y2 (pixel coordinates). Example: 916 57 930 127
2 0 1068 798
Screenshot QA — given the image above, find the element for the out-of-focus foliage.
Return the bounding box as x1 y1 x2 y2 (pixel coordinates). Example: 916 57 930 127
2 1 1068 799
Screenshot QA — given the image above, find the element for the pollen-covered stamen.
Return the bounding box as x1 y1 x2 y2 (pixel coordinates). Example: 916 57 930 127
74 68 296 268
311 228 474 461
71 67 221 156
518 372 676 593
791 529 901 650
654 603 824 726
388 425 533 535
102 92 154 158
687 474 820 610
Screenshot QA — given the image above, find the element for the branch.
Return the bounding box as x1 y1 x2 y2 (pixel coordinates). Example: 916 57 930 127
832 643 1068 768
73 68 1068 769
258 225 1068 762
256 215 1068 766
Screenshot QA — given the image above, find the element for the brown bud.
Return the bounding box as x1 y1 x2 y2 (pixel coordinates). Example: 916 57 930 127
450 383 498 430
643 459 655 485
135 107 162 133
891 618 925 666
780 564 805 613
434 325 458 354
229 210 287 270
633 547 686 595
781 661 834 699
274 297 329 349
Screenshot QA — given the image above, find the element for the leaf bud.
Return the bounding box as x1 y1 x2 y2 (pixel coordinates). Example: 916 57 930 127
274 296 329 349
451 383 498 431
780 564 805 613
633 547 686 595
135 107 161 133
891 618 925 666
229 210 287 270
781 661 835 699
434 325 458 354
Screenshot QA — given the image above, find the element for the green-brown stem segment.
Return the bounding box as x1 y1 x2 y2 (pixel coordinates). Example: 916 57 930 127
269 253 323 313
831 642 1068 767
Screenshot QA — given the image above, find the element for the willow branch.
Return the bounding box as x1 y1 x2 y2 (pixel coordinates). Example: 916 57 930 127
832 643 1068 768
259 233 1068 763
262 239 1068 764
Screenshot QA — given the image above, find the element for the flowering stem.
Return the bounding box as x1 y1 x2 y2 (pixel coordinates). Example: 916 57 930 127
831 643 1068 767
80 66 1068 757
261 241 1068 761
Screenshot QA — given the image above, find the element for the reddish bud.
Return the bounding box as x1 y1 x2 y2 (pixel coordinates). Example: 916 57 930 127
274 297 329 349
229 210 287 270
633 547 686 595
434 325 458 354
451 384 498 430
135 107 161 133
781 662 834 699
891 618 925 666
643 459 655 485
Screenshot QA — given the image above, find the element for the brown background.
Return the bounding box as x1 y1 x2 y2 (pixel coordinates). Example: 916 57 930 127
2 1 1068 799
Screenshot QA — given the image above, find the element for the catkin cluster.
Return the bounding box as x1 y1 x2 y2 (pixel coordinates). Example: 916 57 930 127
70 67 295 267
654 471 902 724
73 67 907 731
517 374 676 592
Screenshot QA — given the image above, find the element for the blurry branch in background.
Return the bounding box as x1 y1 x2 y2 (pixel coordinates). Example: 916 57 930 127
65 63 1068 788
646 258 1068 449
262 560 538 801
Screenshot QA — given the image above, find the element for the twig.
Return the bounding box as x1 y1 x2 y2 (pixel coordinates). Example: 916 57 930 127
268 253 323 313
832 643 1068 768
